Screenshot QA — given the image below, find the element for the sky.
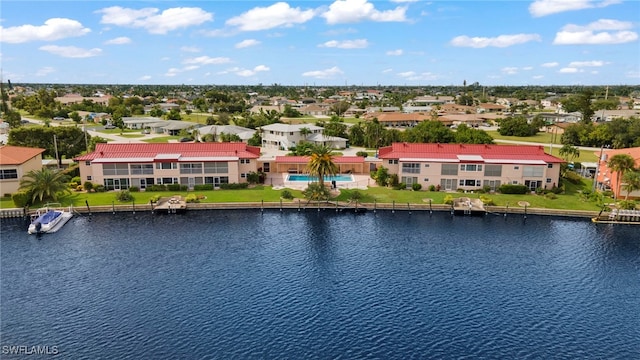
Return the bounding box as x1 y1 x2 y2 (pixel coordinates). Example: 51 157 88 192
1 0 639 86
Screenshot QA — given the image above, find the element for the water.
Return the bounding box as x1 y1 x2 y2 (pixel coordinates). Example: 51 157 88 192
287 174 354 182
1 210 639 359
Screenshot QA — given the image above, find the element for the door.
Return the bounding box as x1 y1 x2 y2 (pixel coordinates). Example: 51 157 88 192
140 178 146 190
188 177 195 190
114 179 121 190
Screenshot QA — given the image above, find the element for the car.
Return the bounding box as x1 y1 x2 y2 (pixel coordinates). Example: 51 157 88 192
142 129 150 134
20 119 30 124
179 137 192 142
53 117 65 121
104 124 116 129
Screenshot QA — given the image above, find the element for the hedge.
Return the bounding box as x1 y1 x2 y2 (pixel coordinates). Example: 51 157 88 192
498 184 530 194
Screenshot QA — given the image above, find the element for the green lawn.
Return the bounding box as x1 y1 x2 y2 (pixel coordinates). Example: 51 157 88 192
119 134 146 139
143 136 181 143
486 131 598 162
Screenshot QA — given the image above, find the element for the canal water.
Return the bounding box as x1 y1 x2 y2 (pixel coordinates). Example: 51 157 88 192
1 210 639 359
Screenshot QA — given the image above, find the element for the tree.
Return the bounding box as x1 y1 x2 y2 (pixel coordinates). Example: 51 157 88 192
303 183 331 201
559 144 580 162
299 127 312 140
307 144 338 188
498 116 538 136
19 168 70 204
621 170 640 200
607 153 636 199
330 101 350 117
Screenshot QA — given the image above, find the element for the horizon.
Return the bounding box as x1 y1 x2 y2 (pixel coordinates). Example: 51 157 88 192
1 1 639 87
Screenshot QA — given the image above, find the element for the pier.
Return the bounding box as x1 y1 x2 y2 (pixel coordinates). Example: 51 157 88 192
452 197 486 215
152 196 187 214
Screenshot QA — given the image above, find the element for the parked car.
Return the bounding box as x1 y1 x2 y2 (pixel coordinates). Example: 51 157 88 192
53 117 65 121
104 124 116 129
179 137 192 142
142 129 150 134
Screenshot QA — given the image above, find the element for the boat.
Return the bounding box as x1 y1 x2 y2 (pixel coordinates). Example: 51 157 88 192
592 207 640 225
28 204 74 234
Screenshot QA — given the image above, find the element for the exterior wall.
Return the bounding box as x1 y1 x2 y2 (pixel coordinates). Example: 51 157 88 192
262 128 322 150
0 154 42 196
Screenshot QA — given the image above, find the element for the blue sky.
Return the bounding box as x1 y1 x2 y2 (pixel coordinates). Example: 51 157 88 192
1 0 639 86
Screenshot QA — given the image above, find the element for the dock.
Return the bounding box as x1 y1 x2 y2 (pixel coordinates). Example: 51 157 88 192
592 208 640 224
452 197 486 215
153 196 187 214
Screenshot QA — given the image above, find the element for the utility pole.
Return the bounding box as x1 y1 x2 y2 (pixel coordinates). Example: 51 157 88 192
53 134 61 168
592 145 605 192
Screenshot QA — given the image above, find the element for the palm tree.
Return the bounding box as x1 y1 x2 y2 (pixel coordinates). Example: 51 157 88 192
307 144 338 188
621 170 640 200
19 168 70 204
559 144 580 162
299 127 312 142
607 153 636 199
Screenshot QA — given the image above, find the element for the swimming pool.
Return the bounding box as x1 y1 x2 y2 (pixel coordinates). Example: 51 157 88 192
287 174 354 182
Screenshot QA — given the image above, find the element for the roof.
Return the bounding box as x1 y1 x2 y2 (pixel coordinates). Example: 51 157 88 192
377 143 564 164
260 123 323 132
0 145 46 165
275 156 365 164
74 142 261 162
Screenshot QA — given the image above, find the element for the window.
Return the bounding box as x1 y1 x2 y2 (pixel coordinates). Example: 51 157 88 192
241 173 247 178
441 164 458 175
546 178 552 183
424 164 430 168
547 163 553 168
85 161 91 166
130 164 154 175
460 164 482 172
240 159 250 164
402 163 420 174
484 164 502 177
514 166 519 170
388 159 398 165
156 162 176 170
180 163 203 174
523 166 544 177
204 162 228 174
158 177 178 185
459 179 480 186
0 169 18 180
103 164 129 176
512 180 519 184
87 176 92 181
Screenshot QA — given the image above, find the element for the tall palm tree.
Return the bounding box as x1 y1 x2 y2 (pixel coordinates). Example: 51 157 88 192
607 153 636 199
621 170 640 200
307 144 338 188
19 168 70 204
559 144 580 162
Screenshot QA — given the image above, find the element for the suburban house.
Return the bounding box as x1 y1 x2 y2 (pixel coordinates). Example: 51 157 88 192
377 143 564 191
260 123 348 150
197 125 256 142
0 145 46 196
122 117 200 135
594 147 640 199
74 143 260 190
365 112 432 127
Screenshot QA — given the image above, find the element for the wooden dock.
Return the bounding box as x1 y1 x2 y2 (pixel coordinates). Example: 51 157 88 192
452 197 486 215
153 196 187 214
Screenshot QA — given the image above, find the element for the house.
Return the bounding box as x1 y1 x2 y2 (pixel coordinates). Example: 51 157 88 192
299 104 330 116
478 103 506 113
260 123 324 150
594 147 640 199
74 143 260 190
197 125 256 142
365 112 432 127
122 117 200 135
377 143 564 191
0 145 46 196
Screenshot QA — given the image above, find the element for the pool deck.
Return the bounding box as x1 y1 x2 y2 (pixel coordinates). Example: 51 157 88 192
267 173 372 190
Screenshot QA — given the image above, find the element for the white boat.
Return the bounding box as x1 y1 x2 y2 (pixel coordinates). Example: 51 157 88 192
28 204 74 234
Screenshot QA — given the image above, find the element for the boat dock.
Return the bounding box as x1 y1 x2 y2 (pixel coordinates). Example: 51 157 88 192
592 208 640 224
152 196 187 214
452 197 486 215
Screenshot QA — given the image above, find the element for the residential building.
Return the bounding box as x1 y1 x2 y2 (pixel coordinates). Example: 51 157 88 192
377 143 564 191
260 123 324 150
0 145 46 196
74 143 260 190
594 147 640 199
197 125 256 143
272 156 367 174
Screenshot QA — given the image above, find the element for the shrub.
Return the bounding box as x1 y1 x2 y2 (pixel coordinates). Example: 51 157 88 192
303 183 331 201
563 171 582 185
83 181 94 191
281 189 294 200
412 183 422 191
75 185 83 192
185 194 199 203
393 182 406 190
350 190 363 201
194 184 214 191
356 151 368 157
457 188 465 193
247 172 261 184
129 186 139 192
617 200 637 210
115 190 134 202
167 184 185 191
149 195 161 203
95 185 106 192
602 190 614 198
483 185 491 193
71 176 81 184
428 185 436 192
12 191 31 207
479 195 495 206
545 193 558 200
498 184 529 194
220 183 249 190
443 195 454 205
146 184 167 192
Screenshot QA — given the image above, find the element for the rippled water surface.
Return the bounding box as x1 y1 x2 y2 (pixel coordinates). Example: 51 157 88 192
2 210 639 359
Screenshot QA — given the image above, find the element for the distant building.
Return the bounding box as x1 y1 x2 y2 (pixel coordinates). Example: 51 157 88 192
594 147 640 199
0 145 46 196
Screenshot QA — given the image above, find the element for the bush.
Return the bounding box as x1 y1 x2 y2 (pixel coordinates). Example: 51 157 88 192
83 181 94 191
281 189 293 200
146 184 167 192
75 185 83 192
167 184 187 191
95 185 106 192
545 193 558 200
393 182 406 190
602 190 614 198
412 183 422 191
428 185 436 192
563 171 582 185
129 186 139 192
356 151 368 157
220 183 249 190
194 184 214 191
71 176 81 184
443 195 454 205
479 195 495 206
350 190 363 201
185 194 199 203
617 200 637 210
12 191 31 207
115 190 134 202
498 184 530 194
303 183 331 201
149 195 161 203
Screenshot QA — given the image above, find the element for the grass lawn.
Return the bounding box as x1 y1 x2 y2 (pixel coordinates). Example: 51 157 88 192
143 136 181 143
486 130 598 162
118 134 146 139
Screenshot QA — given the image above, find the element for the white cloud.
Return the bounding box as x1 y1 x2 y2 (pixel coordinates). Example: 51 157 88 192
397 71 438 81
391 0 419 2
502 67 519 75
39 45 102 58
382 68 393 73
533 75 544 79
181 46 201 53
139 75 152 81
0 18 90 43
302 66 344 79
568 60 606 67
559 67 582 73
553 19 638 45
450 33 541 48
235 39 261 49
97 6 212 34
35 67 55 77
183 56 231 65
104 36 131 45
541 62 559 67
529 0 621 17
386 49 403 56
322 0 408 24
165 65 200 77
226 2 315 31
522 66 533 71
319 39 369 49
236 65 270 77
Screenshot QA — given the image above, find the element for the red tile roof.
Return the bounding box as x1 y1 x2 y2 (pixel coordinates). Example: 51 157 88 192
74 142 261 162
0 145 45 165
275 156 365 164
378 143 564 163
